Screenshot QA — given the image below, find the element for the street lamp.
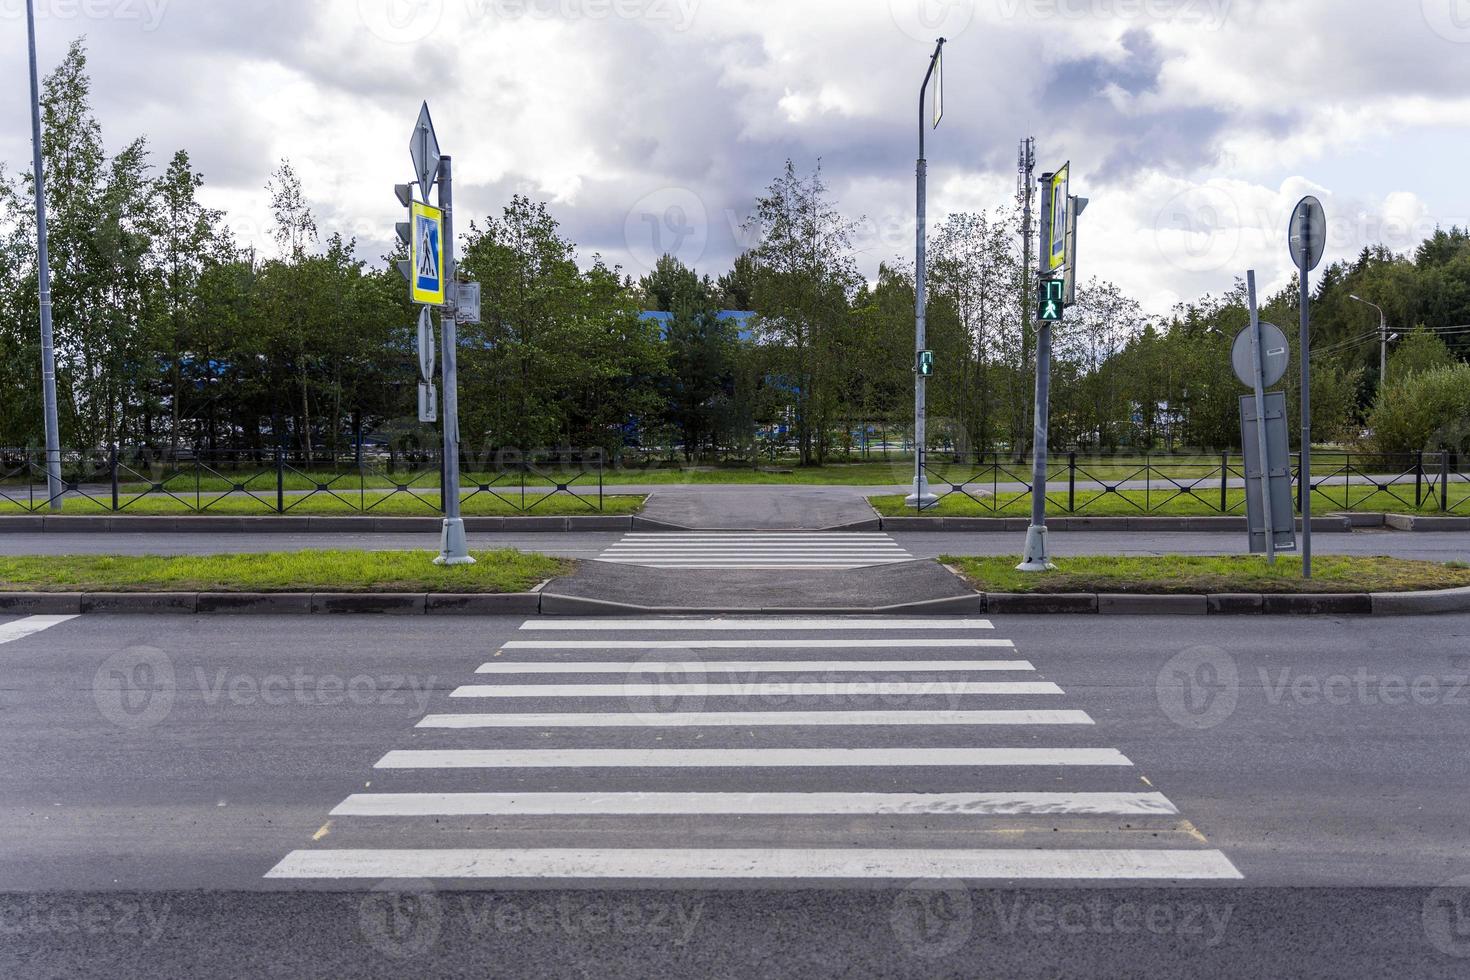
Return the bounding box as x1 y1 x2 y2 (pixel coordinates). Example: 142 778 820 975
1348 294 1389 386
24 0 64 511
906 37 946 509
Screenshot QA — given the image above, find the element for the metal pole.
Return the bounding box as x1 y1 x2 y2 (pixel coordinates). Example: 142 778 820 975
1379 309 1388 387
906 38 944 509
1018 171 1054 571
1246 271 1275 565
26 0 63 511
1298 230 1312 580
435 154 473 565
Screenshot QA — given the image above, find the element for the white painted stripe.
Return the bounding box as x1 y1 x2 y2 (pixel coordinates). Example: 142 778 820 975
376 747 1130 767
416 709 1094 728
601 563 909 570
266 848 1242 880
0 615 77 646
331 791 1176 817
519 619 993 631
450 681 1063 698
618 534 897 539
504 639 1016 650
476 659 1036 674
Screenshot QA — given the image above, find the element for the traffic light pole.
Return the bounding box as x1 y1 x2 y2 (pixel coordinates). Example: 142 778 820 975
434 154 473 565
1018 173 1056 572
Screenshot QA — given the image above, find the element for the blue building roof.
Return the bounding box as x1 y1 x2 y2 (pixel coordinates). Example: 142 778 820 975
639 310 757 341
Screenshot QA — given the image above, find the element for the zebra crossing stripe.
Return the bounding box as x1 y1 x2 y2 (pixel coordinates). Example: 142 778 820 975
375 747 1131 767
330 791 1178 817
266 848 1242 880
415 709 1095 728
518 618 993 631
501 639 1015 650
475 659 1036 674
448 680 1064 698
0 615 77 646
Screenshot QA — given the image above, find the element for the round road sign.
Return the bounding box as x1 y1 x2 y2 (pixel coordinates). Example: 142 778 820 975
1288 196 1326 272
1232 321 1290 389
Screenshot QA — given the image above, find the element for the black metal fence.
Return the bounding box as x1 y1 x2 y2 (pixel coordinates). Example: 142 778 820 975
0 448 606 514
915 450 1468 516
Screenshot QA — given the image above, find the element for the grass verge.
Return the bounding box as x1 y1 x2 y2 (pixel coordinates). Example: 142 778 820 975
870 485 1470 517
0 492 644 518
0 550 571 594
941 554 1470 595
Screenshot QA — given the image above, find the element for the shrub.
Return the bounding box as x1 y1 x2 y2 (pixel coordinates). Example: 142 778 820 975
1370 363 1470 454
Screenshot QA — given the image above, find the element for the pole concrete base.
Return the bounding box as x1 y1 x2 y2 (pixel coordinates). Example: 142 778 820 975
1015 524 1056 572
434 518 476 566
904 476 940 510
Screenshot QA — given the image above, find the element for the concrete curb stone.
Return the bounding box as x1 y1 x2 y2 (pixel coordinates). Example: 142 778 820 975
985 593 1098 614
0 592 84 614
426 593 542 615
81 592 198 614
1261 593 1372 616
310 593 426 615
1370 585 1470 616
196 593 314 614
1098 594 1208 615
1208 593 1265 615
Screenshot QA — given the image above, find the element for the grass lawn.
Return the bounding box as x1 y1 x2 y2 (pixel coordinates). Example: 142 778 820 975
0 491 645 518
942 554 1470 595
0 549 570 594
869 483 1470 517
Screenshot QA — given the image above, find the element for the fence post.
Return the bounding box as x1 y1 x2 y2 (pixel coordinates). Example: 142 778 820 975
1415 450 1424 509
1067 451 1076 513
1440 450 1450 512
275 447 284 514
1220 451 1228 513
110 445 119 512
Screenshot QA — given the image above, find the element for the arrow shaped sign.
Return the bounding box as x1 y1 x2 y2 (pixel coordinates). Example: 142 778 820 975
417 306 435 382
409 101 441 202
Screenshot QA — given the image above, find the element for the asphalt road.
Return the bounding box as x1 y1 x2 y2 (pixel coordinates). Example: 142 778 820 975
1 528 1464 562
3 612 1469 977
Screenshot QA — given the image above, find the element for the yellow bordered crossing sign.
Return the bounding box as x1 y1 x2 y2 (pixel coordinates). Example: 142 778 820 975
1046 162 1070 275
410 200 446 307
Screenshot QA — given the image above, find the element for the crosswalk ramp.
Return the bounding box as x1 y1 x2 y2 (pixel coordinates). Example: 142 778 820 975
266 616 1240 884
595 532 913 569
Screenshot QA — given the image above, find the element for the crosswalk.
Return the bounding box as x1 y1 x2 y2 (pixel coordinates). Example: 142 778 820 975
596 532 913 569
266 616 1240 884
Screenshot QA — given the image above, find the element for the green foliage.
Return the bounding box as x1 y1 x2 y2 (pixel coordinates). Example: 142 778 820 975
1388 326 1454 380
1369 362 1470 454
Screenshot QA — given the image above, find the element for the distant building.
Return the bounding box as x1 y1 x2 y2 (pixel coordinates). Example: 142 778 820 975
638 310 757 341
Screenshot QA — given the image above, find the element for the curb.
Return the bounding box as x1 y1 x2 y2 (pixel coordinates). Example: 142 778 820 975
875 515 1359 533
1 586 1466 617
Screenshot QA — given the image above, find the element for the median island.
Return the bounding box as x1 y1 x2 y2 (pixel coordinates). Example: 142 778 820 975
942 555 1470 595
0 550 570 594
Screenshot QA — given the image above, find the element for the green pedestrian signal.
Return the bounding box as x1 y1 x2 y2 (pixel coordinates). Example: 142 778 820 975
1038 278 1065 322
917 350 935 377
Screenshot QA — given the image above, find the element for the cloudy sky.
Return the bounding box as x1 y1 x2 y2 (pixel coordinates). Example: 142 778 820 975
4 0 1470 314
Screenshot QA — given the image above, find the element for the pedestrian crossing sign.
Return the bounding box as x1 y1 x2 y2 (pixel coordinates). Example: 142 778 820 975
410 201 445 307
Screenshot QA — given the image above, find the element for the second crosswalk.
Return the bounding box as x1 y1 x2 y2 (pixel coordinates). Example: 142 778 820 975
596 532 914 569
268 616 1240 884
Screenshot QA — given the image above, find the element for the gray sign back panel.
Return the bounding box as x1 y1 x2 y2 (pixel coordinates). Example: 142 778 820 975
1240 392 1298 553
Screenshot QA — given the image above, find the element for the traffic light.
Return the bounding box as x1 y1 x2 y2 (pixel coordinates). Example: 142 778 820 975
1038 279 1064 322
395 183 414 286
917 350 935 377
